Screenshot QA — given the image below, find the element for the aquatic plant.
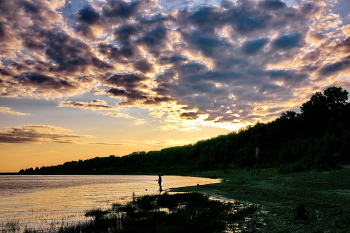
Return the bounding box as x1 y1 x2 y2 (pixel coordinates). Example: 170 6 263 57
55 192 259 233
1 220 20 233
85 208 108 220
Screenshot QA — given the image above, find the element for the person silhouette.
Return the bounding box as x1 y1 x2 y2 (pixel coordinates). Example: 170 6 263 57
158 174 163 191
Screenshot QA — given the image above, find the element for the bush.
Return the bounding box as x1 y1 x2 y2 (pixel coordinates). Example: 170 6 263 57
278 162 306 174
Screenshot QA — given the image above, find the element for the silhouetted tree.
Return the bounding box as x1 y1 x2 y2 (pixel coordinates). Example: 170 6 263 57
18 86 350 175
301 86 348 116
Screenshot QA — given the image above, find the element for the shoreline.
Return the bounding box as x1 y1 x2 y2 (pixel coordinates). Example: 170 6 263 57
171 167 350 232
2 170 349 232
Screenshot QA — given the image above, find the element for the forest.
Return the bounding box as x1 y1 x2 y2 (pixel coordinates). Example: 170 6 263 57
18 86 350 175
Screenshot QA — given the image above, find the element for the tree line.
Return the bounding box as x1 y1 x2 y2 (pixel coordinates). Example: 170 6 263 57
19 86 350 175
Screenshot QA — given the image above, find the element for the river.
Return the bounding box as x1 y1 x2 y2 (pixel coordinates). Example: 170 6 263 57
0 175 218 232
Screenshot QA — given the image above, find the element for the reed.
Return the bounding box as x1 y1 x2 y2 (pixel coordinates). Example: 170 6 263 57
56 192 258 233
1 220 20 233
20 192 260 233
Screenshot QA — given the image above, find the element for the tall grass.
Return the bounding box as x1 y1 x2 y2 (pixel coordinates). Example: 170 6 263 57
294 203 308 220
20 192 257 233
1 220 20 233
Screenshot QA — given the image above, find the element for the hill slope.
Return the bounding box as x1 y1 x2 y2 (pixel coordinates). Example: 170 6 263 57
19 86 350 175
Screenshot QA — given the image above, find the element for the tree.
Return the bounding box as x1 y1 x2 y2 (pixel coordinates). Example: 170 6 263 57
323 86 349 112
279 111 298 120
300 91 327 115
300 86 348 116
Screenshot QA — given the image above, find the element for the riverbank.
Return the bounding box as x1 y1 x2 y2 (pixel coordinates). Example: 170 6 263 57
171 166 350 232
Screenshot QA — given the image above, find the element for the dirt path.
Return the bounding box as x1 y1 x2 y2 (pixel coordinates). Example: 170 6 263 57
171 167 350 232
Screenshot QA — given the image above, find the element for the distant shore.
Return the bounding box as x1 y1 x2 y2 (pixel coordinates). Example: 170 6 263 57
171 166 350 232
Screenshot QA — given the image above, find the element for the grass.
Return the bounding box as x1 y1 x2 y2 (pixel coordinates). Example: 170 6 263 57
21 192 259 233
1 221 20 233
173 166 350 232
85 208 109 219
294 203 308 220
227 176 247 185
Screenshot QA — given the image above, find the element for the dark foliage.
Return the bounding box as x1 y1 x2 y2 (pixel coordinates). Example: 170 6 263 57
294 203 308 220
19 86 350 175
52 193 257 233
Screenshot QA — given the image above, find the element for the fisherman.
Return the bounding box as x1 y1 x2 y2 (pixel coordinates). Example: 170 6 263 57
158 174 163 191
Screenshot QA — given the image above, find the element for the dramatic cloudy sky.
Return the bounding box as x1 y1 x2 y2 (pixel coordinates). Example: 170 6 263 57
1 0 349 172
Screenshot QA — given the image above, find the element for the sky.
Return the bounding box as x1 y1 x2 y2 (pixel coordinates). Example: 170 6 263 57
0 0 349 172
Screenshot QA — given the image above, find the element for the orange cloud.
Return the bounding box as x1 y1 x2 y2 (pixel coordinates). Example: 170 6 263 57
103 112 135 118
58 100 119 111
0 125 125 145
0 106 29 115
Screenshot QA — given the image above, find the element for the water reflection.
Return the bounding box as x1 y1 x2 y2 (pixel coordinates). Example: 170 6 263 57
0 175 218 232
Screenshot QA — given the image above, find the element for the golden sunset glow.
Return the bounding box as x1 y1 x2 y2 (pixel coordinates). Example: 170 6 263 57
1 0 349 172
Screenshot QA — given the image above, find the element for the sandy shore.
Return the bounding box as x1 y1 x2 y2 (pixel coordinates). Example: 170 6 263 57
171 167 350 232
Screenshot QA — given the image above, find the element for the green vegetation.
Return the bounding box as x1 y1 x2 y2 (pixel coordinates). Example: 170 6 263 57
19 86 350 175
23 193 259 233
294 203 308 220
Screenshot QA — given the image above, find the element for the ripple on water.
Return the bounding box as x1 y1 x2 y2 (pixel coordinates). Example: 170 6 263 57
0 175 219 232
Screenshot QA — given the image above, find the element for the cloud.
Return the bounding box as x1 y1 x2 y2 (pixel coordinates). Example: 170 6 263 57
319 57 350 76
181 30 231 57
17 73 75 89
103 112 146 126
104 73 175 106
0 125 89 144
44 30 112 73
102 0 140 18
259 0 286 10
272 32 304 50
242 38 269 55
86 142 127 146
1 72 83 99
103 112 135 118
133 59 154 73
0 107 29 115
104 73 149 89
158 55 188 65
0 0 349 131
76 5 101 25
0 125 125 145
137 26 168 56
133 119 147 125
180 112 200 120
107 88 147 104
142 139 191 146
114 24 141 42
149 110 165 118
58 100 119 111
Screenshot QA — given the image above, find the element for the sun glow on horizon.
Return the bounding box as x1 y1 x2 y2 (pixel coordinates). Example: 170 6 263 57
1 0 350 172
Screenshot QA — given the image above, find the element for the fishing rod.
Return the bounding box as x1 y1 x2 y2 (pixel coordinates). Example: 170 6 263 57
134 174 174 193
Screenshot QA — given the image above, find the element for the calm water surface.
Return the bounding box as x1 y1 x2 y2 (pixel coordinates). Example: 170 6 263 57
0 175 218 231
